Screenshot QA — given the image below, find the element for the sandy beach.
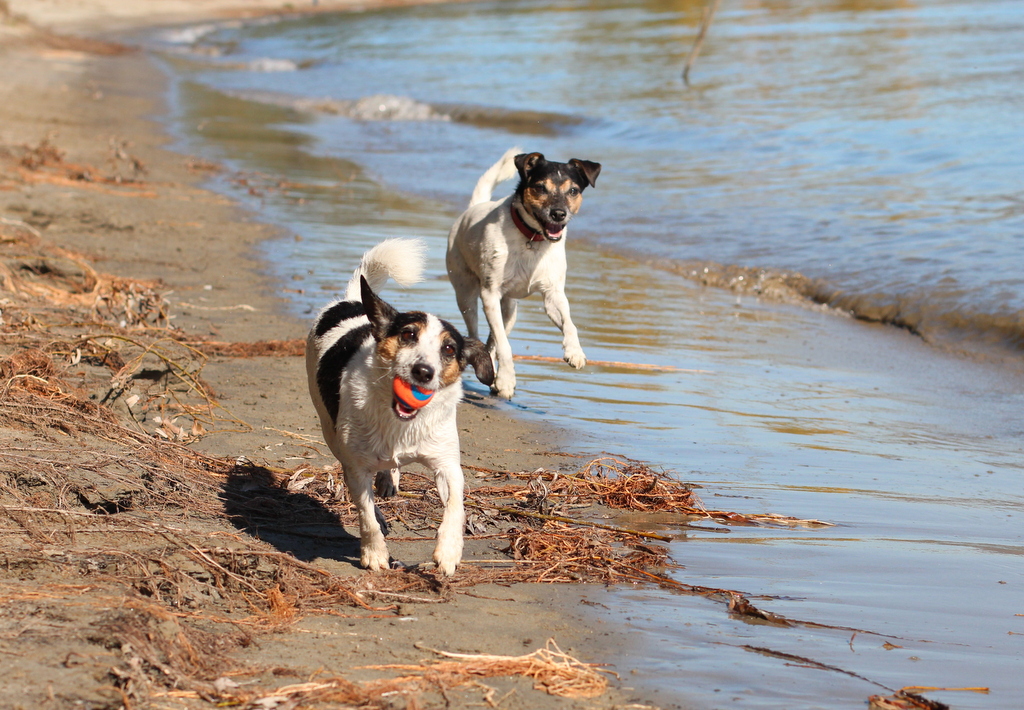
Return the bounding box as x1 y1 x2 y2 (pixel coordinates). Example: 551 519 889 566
0 3 687 708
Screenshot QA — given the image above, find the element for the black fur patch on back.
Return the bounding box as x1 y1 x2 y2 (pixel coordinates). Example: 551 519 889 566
315 300 366 337
316 323 371 423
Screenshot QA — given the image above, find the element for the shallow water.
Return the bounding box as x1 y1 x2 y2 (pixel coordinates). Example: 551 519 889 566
146 1 1024 707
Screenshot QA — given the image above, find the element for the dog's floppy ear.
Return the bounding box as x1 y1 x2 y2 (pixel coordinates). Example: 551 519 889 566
360 275 398 340
514 152 545 181
568 159 602 189
462 338 495 386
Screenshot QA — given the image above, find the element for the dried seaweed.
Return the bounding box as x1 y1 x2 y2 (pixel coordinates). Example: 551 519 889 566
868 691 952 710
165 639 608 707
368 639 610 698
189 338 306 358
11 136 149 188
1 224 248 438
869 687 988 710
474 457 833 529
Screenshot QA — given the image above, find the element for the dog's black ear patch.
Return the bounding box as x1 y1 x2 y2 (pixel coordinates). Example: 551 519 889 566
514 152 545 181
568 159 602 189
462 337 495 386
360 275 398 341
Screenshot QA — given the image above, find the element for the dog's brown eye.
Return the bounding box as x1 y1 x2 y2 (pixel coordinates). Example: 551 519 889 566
442 342 456 358
400 329 416 343
568 187 580 196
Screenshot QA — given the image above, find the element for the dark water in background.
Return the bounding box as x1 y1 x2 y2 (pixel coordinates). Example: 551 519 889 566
143 1 1024 707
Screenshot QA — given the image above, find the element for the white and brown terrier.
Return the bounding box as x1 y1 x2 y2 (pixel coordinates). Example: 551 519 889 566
446 148 601 399
306 239 493 575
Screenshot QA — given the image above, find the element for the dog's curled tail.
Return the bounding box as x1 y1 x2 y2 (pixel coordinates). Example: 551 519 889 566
344 237 426 301
468 146 522 207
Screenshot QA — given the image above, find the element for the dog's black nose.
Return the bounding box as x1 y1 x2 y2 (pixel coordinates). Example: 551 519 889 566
550 209 567 222
411 363 434 384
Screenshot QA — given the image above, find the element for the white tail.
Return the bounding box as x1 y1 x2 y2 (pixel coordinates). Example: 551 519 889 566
468 146 522 207
344 238 426 301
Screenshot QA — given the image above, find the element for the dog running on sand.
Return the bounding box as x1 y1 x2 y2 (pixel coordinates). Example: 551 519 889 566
306 239 493 575
446 148 601 399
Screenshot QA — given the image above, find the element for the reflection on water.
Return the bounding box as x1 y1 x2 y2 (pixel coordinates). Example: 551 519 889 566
151 1 1024 707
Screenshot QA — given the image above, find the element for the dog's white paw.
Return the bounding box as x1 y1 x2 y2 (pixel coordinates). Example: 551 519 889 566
361 542 390 572
564 347 587 369
374 468 399 498
492 370 516 399
433 547 462 577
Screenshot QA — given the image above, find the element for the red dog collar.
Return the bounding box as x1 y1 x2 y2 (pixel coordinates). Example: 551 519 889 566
511 204 546 242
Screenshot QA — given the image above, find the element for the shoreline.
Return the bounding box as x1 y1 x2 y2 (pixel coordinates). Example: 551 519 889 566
0 4 677 709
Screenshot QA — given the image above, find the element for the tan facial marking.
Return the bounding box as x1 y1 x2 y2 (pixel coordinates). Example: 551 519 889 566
377 335 400 363
439 334 462 387
523 183 549 211
561 178 583 214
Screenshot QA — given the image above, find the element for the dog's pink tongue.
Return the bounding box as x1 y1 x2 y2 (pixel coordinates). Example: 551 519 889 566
546 223 564 237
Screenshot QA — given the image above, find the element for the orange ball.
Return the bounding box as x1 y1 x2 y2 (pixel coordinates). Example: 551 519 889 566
393 377 434 409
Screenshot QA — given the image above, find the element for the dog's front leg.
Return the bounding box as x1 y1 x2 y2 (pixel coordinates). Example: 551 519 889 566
431 461 466 576
542 288 587 369
344 466 390 571
481 288 516 398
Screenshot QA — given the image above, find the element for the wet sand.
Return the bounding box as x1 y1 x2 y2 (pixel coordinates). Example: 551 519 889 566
0 3 675 708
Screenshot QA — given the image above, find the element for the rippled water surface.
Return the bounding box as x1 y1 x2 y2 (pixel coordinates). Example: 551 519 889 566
148 1 1024 707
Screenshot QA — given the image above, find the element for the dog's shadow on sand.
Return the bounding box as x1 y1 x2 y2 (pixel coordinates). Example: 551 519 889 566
220 461 360 566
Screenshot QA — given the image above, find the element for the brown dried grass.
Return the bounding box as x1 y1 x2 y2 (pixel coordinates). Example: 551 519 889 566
1 220 170 328
1 223 248 440
366 639 610 698
10 136 149 189
474 457 832 528
190 338 306 357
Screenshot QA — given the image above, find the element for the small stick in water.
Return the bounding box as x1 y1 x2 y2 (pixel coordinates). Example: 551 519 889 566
682 0 722 85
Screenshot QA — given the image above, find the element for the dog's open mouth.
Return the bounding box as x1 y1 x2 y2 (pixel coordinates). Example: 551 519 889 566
393 396 418 420
392 377 434 421
543 222 565 241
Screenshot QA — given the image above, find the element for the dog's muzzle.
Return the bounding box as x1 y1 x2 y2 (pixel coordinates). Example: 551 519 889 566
511 204 565 243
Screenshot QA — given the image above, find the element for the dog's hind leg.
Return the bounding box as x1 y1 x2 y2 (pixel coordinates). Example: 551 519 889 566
447 246 482 340
431 460 466 576
500 296 519 336
344 466 390 571
454 283 481 341
374 468 400 498
487 297 518 351
480 288 516 398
